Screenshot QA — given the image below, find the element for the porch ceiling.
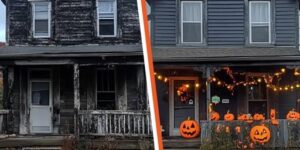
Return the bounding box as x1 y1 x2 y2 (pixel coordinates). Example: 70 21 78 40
0 44 143 59
152 47 300 63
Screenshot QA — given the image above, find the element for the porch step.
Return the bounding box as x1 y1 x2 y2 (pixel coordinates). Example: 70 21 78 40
163 138 201 149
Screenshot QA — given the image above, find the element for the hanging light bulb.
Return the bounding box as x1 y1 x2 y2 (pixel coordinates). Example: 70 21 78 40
217 81 222 86
185 84 190 88
195 83 200 88
164 77 168 82
294 69 300 76
296 84 300 88
273 88 277 92
284 86 289 91
281 68 286 73
212 77 217 82
257 78 262 83
157 75 162 80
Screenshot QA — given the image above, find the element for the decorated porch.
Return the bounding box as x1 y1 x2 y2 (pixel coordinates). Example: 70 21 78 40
155 65 300 149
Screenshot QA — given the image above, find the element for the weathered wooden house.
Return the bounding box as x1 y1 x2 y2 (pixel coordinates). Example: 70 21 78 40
0 0 152 149
148 0 300 149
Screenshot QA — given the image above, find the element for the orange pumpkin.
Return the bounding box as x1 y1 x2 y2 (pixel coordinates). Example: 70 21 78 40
286 109 300 121
179 118 200 138
210 111 220 121
270 109 276 120
250 125 271 144
253 113 265 121
224 111 235 121
271 119 279 126
238 114 248 121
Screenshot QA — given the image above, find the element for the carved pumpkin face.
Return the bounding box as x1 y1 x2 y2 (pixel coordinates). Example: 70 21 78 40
253 113 265 121
238 114 247 121
179 119 200 138
250 125 271 144
210 111 220 121
270 109 276 120
224 111 235 121
286 110 300 120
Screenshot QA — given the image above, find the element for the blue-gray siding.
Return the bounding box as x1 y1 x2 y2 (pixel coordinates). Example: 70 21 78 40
152 0 299 47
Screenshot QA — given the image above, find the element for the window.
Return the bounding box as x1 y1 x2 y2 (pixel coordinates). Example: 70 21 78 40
249 1 271 44
97 0 117 37
96 69 116 110
32 2 51 38
181 1 203 43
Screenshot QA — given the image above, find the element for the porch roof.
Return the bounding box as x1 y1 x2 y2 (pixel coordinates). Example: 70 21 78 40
0 44 142 59
152 47 300 63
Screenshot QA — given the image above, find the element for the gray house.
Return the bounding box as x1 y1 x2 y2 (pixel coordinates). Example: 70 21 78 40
0 0 152 149
148 0 300 149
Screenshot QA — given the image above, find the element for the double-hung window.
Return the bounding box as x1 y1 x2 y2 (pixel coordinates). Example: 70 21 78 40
32 2 51 38
181 1 203 44
249 1 271 44
97 0 117 37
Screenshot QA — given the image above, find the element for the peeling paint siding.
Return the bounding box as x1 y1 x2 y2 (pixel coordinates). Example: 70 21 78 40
7 0 141 46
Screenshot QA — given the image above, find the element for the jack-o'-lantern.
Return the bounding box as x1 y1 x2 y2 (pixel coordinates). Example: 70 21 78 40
235 126 241 134
286 109 300 121
250 125 271 144
270 109 276 120
253 113 265 121
224 111 235 121
210 111 220 121
238 114 247 121
179 118 200 138
271 119 279 126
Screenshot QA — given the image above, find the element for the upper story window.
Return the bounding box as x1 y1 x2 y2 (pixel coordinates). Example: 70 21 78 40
181 1 203 44
249 1 271 44
97 0 117 37
32 2 51 38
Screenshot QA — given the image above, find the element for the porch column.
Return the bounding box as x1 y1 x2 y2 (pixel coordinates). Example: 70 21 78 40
206 67 212 140
73 64 80 138
3 66 14 134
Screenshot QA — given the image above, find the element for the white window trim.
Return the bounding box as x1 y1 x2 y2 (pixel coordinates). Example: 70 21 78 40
96 0 117 37
180 1 203 44
249 1 271 44
32 1 51 38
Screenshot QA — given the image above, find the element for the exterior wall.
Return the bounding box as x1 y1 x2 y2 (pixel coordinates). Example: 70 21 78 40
7 0 140 46
151 0 299 47
5 65 146 134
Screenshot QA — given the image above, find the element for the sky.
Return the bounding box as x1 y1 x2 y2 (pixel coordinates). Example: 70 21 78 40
0 2 5 42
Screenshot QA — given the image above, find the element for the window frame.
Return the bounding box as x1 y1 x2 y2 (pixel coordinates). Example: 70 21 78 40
180 1 203 44
95 68 117 110
249 1 271 44
32 1 51 38
96 0 117 37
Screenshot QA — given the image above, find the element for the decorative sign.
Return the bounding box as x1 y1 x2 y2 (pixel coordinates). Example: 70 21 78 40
222 99 230 104
188 99 194 105
211 96 220 104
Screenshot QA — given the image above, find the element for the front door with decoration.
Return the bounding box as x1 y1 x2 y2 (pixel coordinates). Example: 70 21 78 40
169 77 199 136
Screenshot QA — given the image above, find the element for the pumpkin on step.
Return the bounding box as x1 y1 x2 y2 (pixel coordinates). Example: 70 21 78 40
286 109 300 121
210 111 220 121
179 117 200 138
224 110 235 121
250 125 271 145
253 113 265 121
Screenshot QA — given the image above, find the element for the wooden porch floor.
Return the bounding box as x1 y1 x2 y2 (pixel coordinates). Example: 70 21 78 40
0 135 153 149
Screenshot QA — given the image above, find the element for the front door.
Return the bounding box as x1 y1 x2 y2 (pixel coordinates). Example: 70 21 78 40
169 77 199 136
29 80 52 133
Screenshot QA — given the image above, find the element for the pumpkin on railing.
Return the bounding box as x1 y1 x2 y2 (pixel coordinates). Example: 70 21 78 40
286 109 300 121
210 111 220 121
253 113 265 121
238 114 253 123
270 108 279 126
224 110 235 121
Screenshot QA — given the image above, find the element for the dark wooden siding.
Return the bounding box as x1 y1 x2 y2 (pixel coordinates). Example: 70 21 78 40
7 0 141 46
275 0 298 46
152 0 177 46
207 0 245 46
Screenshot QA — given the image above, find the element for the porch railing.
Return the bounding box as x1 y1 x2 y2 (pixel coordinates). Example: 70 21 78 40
79 110 152 137
198 120 300 148
0 110 9 134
